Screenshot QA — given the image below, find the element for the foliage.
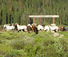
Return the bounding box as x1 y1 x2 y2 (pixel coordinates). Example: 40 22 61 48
5 49 26 57
0 0 68 25
0 31 68 57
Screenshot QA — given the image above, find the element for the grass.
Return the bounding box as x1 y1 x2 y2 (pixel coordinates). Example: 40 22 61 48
0 31 68 57
58 31 68 38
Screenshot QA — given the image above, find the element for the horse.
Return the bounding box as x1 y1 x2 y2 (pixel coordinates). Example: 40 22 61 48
27 24 32 33
32 24 38 34
59 26 68 31
49 25 59 32
14 23 27 32
63 27 68 31
4 24 15 32
58 26 64 31
37 25 44 31
44 25 50 32
44 25 59 32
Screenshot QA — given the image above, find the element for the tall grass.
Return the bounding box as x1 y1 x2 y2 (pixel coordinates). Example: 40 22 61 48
0 31 68 57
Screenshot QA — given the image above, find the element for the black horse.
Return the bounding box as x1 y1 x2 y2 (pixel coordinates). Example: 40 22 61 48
63 27 68 31
33 26 38 34
32 25 38 34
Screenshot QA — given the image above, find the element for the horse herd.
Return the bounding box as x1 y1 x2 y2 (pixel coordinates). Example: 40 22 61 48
0 23 68 34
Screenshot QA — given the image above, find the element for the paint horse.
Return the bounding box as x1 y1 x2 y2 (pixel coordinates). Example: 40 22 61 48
14 23 27 32
27 24 32 33
44 25 59 32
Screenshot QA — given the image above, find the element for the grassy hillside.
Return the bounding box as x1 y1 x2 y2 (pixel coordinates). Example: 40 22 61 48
0 31 68 57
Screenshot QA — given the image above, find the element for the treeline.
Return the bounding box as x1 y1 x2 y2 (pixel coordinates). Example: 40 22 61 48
0 0 68 25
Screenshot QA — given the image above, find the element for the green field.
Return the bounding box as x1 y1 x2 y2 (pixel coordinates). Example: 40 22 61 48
0 31 68 57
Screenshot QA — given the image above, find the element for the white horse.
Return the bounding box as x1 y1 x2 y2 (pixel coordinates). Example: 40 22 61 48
44 25 50 31
37 25 44 31
49 25 59 32
44 25 59 32
15 23 27 32
4 24 15 32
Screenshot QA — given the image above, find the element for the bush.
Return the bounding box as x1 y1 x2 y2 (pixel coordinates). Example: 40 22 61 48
1 31 68 57
5 49 26 57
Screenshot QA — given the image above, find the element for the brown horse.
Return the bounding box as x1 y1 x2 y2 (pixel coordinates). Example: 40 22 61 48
32 24 38 34
27 23 38 34
58 26 66 31
58 26 63 31
27 26 32 33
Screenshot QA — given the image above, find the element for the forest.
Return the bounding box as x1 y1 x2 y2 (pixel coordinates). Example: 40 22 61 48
0 0 68 25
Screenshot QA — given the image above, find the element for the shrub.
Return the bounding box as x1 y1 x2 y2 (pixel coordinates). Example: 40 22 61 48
1 31 68 57
5 49 27 57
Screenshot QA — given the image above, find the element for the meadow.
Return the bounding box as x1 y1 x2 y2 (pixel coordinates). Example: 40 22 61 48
0 31 68 57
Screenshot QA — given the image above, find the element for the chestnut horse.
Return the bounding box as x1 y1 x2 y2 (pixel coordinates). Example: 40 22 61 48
27 24 38 34
27 24 32 33
59 26 68 31
32 24 38 34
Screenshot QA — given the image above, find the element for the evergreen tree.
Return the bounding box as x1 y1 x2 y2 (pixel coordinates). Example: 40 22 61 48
0 0 68 25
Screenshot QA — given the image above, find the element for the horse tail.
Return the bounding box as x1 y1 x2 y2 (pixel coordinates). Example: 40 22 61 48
34 26 38 34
